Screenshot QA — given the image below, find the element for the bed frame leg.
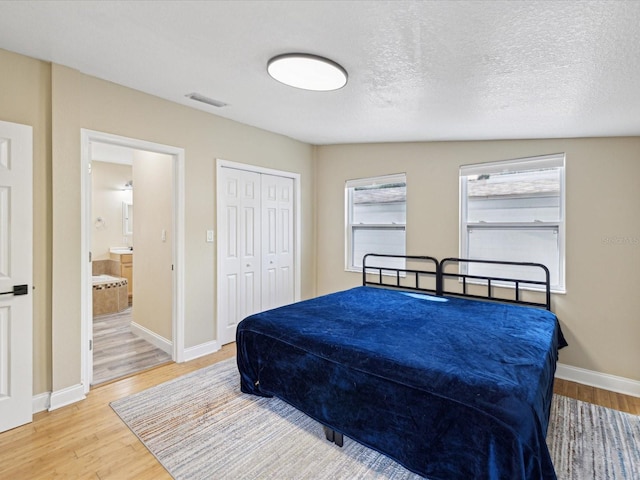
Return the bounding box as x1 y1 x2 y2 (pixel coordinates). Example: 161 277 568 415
323 426 344 447
323 426 334 442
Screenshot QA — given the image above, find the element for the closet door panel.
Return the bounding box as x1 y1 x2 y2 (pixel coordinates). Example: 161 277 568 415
218 168 261 344
261 174 294 310
240 174 261 319
218 166 295 345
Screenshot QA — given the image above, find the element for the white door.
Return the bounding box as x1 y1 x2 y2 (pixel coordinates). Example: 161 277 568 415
0 120 33 432
261 175 294 310
218 167 261 345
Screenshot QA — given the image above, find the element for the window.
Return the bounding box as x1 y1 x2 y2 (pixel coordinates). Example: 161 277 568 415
460 154 565 292
345 173 406 271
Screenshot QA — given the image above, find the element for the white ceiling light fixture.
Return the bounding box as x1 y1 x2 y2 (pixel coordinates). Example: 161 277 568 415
267 53 348 91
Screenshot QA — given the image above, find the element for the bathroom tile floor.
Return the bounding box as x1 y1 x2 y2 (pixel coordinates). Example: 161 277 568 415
92 307 172 385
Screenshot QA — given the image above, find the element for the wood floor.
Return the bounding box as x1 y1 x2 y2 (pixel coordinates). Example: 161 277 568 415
0 346 637 479
93 308 172 385
554 376 640 415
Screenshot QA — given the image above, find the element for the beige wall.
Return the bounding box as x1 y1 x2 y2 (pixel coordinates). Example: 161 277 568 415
48 64 315 393
132 151 173 340
315 138 640 382
91 162 133 260
0 49 52 395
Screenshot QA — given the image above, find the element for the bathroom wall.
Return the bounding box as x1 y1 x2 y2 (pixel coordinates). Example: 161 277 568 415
91 161 133 261
132 150 173 340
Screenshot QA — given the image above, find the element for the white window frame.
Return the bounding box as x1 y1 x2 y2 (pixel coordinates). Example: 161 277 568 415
345 173 407 272
459 154 566 293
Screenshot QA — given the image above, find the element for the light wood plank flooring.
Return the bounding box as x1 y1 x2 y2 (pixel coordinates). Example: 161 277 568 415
554 377 640 415
93 308 172 385
0 346 637 479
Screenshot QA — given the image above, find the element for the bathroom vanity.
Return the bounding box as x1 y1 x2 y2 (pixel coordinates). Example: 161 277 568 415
110 249 133 302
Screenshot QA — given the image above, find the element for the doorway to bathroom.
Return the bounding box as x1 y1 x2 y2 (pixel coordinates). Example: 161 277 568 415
80 130 186 390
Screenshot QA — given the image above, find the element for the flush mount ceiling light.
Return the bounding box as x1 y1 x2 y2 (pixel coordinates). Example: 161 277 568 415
267 53 348 91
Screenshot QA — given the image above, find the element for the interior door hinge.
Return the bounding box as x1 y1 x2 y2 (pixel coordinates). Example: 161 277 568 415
89 251 92 262
89 339 93 351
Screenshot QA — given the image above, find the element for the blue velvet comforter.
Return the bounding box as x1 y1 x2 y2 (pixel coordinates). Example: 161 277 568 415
236 286 566 479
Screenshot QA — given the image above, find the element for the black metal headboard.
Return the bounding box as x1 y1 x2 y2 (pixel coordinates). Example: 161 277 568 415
362 254 552 310
439 258 551 310
362 254 439 294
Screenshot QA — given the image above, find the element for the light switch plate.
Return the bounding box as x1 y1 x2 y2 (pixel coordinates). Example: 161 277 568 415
206 230 214 243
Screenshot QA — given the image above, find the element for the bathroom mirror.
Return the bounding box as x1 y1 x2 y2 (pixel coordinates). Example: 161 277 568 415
122 201 133 236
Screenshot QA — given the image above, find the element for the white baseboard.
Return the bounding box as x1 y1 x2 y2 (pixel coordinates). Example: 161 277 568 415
49 383 86 411
183 340 220 362
556 363 640 398
32 391 51 413
130 322 173 355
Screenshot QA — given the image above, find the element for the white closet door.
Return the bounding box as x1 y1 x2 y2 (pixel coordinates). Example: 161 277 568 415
261 174 294 311
218 168 261 345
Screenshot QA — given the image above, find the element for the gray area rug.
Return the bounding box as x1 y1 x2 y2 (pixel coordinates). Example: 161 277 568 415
111 359 640 479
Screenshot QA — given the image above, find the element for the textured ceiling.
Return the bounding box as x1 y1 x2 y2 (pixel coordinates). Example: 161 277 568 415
1 0 639 145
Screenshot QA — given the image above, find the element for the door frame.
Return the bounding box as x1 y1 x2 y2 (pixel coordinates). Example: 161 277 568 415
80 129 186 393
215 159 301 344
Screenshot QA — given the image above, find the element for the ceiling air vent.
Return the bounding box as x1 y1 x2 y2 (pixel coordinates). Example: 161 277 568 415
185 92 227 108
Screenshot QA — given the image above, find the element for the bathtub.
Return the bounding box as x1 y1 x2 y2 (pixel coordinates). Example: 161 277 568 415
92 274 121 284
92 275 129 316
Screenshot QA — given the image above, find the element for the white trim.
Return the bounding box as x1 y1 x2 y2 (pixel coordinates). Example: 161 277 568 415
215 159 302 346
459 154 566 292
460 153 565 176
345 173 407 271
183 340 221 362
32 392 51 414
217 159 299 181
556 363 640 399
80 129 186 394
80 132 93 390
173 148 186 363
48 384 86 411
344 172 406 189
130 322 173 355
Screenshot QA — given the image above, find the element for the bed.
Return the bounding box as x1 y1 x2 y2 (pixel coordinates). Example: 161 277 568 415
236 255 567 479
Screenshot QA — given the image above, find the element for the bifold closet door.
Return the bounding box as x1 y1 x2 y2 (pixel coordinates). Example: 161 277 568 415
261 174 294 311
219 168 261 345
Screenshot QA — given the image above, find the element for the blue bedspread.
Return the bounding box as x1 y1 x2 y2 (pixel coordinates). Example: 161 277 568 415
236 286 566 479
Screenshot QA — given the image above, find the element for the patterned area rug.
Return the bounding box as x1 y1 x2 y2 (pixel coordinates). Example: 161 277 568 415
111 359 640 479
